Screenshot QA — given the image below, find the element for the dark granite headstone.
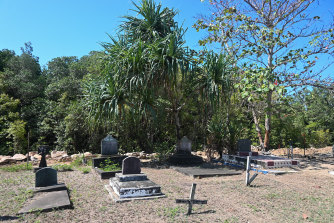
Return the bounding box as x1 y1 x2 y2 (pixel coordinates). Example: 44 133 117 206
237 139 251 152
101 135 118 156
38 145 50 168
35 167 57 187
122 157 141 175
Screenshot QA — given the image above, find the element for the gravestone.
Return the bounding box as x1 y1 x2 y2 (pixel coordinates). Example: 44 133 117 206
101 135 118 156
332 145 334 157
38 145 50 168
177 136 192 154
35 167 57 187
122 157 141 174
237 139 251 152
107 157 165 202
168 136 203 165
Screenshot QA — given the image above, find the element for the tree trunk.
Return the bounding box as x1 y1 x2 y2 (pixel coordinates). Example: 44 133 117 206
264 90 273 151
251 105 264 149
174 109 181 140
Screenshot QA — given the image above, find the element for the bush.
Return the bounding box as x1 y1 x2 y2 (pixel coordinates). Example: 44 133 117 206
100 159 121 171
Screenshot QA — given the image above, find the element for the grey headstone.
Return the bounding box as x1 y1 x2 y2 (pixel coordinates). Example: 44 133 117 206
35 167 57 187
101 135 118 155
122 157 141 175
237 139 251 152
178 136 192 153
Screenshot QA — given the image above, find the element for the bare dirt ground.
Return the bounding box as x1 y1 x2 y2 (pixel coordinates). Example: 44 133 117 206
1 149 334 223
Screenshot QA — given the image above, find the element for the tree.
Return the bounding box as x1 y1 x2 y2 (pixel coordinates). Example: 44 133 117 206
195 0 334 149
84 0 192 151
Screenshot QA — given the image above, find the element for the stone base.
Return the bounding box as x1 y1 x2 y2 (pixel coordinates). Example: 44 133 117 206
109 173 164 199
168 153 204 165
172 166 242 178
94 168 121 179
105 185 166 203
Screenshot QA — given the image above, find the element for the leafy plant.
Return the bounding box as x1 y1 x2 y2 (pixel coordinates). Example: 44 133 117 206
100 159 121 172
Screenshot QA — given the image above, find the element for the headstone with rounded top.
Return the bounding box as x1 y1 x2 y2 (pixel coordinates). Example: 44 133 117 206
35 167 57 187
101 135 118 156
177 136 192 154
122 157 141 175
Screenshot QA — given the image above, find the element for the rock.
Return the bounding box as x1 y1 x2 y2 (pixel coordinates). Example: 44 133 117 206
139 152 147 159
33 154 42 160
196 151 203 156
132 152 140 157
84 152 93 158
125 153 133 157
51 150 67 159
12 154 27 161
0 156 16 165
60 155 71 162
71 154 81 160
46 155 51 159
29 151 37 157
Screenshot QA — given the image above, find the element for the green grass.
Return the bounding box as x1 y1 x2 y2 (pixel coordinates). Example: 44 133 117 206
0 163 32 172
52 164 73 171
78 166 91 174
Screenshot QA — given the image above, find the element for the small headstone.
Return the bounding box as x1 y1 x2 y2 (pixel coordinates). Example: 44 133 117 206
122 157 141 175
101 135 118 155
177 136 192 153
35 167 57 187
237 139 251 152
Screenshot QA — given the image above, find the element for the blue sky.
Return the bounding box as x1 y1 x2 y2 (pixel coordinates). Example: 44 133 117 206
0 0 211 66
0 0 333 80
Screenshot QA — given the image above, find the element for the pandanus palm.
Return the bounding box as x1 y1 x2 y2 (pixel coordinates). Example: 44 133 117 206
84 0 190 141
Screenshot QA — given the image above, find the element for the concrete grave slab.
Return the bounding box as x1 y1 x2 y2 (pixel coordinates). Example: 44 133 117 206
18 190 71 214
172 166 242 178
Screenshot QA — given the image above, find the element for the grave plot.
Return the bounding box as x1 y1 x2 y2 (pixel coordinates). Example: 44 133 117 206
92 135 127 179
18 167 71 214
221 139 299 169
105 157 165 202
167 136 203 165
172 164 242 178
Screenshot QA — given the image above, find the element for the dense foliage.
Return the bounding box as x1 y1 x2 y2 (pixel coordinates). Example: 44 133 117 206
0 0 333 156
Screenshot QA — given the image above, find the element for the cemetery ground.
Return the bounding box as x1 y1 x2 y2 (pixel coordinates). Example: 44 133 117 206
1 147 334 223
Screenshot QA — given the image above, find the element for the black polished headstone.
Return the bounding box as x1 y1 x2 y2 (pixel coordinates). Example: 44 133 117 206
122 157 141 175
237 139 251 152
101 135 118 156
38 145 50 168
35 167 57 187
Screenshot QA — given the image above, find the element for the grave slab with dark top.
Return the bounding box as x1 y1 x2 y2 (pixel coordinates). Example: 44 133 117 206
106 157 165 202
19 167 71 214
172 164 242 178
92 135 127 179
168 136 203 165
